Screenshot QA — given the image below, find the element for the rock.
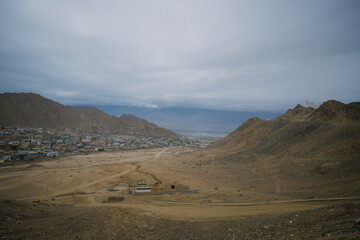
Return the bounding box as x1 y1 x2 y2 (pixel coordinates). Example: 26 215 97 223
143 212 152 216
107 196 125 202
355 218 360 223
106 188 120 192
263 225 270 229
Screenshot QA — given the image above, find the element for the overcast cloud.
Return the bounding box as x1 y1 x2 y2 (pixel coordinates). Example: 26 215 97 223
0 0 359 111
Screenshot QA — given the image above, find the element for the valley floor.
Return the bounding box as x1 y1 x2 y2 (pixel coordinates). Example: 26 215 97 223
0 147 359 239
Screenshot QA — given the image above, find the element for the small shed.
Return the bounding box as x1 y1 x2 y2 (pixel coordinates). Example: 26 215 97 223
131 179 152 194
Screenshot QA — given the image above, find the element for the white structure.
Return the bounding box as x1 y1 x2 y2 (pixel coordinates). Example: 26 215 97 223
132 179 152 194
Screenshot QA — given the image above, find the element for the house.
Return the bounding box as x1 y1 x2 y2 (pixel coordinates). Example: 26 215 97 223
42 145 51 151
22 139 32 145
8 141 20 146
12 151 29 161
131 179 152 194
28 151 39 159
95 147 104 152
46 151 58 158
0 155 11 164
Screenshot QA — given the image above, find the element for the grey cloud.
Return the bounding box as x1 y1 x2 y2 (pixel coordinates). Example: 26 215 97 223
0 0 359 111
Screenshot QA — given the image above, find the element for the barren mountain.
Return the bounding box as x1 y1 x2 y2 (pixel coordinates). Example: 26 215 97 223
307 100 360 123
187 100 360 200
212 100 360 157
92 105 281 136
0 93 175 137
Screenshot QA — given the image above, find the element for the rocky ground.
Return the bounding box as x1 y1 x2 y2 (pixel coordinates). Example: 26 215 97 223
1 200 359 240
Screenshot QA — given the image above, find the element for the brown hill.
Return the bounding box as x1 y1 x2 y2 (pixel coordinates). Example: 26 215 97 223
0 93 176 137
279 104 314 120
188 100 360 200
307 100 360 123
212 99 360 162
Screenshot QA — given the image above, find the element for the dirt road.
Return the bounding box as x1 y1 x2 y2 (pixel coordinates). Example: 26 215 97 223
1 199 359 239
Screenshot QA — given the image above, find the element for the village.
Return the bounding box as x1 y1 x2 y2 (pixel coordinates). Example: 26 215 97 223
0 126 214 165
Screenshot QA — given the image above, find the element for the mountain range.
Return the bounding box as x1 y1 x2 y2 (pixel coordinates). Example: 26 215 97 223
88 105 281 136
0 93 175 137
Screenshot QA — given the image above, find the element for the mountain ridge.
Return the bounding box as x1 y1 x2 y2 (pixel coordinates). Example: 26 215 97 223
89 105 281 135
212 100 360 156
0 93 176 137
188 100 360 200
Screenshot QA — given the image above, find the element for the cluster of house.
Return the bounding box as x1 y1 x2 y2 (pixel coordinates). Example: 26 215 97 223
129 179 197 195
0 126 212 165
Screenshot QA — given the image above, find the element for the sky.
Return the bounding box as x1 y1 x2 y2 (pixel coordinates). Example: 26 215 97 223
0 0 359 111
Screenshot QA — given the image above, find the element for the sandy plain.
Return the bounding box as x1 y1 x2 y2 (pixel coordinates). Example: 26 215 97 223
1 147 360 239
0 147 357 222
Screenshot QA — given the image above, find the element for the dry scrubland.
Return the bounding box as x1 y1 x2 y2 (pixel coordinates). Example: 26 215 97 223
1 100 360 239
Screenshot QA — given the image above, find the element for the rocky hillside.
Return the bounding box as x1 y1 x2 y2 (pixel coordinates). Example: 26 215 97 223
195 100 360 199
0 93 176 137
213 100 360 157
279 100 360 123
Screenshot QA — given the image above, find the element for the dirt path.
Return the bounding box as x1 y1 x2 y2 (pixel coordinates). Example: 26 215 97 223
54 149 169 198
118 201 329 221
98 196 360 221
1 199 359 240
132 162 162 183
54 164 138 198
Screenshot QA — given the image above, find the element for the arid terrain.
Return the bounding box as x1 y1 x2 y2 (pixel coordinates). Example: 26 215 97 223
1 100 360 239
0 146 359 239
1 0 360 238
